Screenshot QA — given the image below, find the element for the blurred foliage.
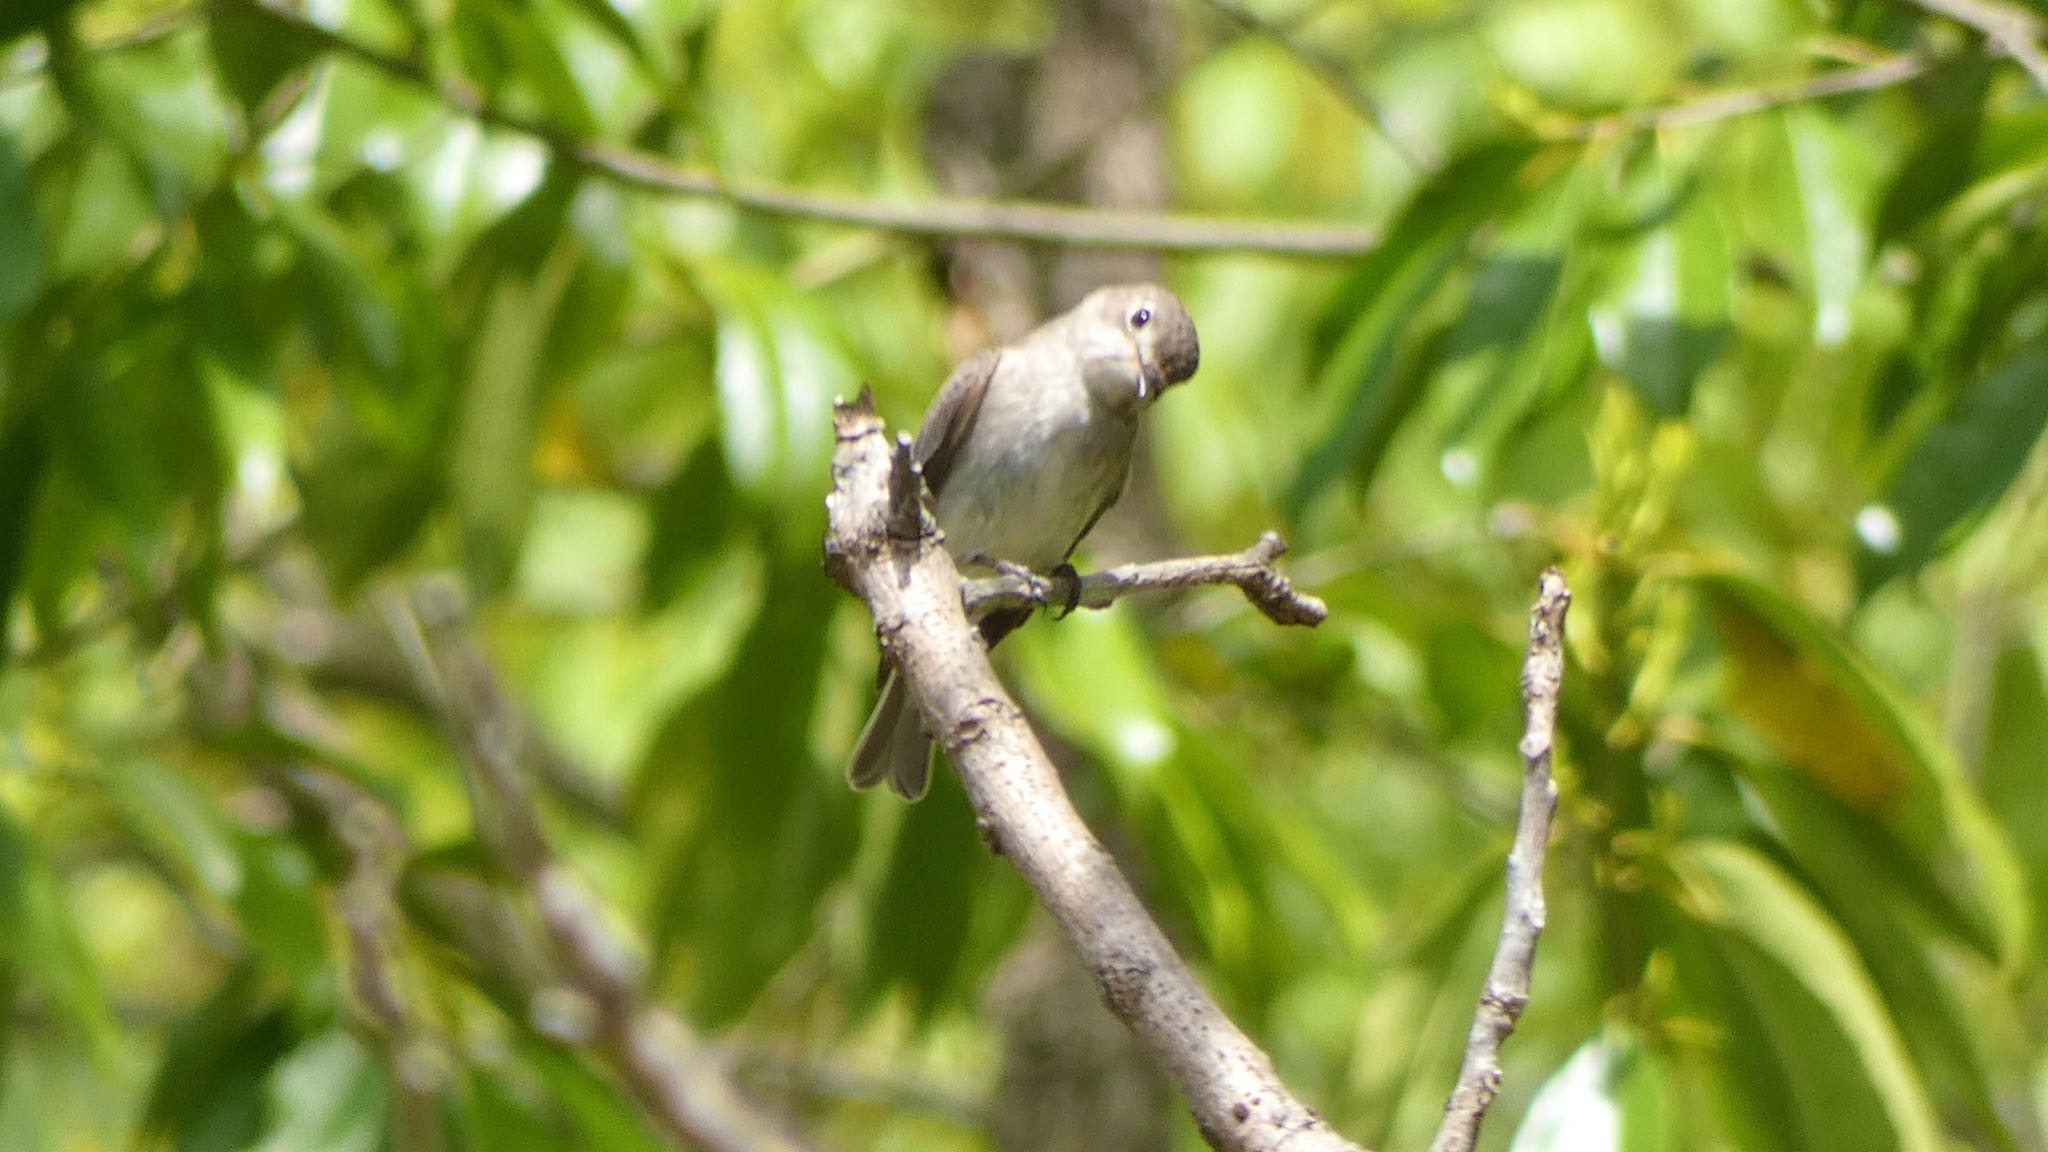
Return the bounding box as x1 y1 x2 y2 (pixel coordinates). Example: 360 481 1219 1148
2 0 2047 1149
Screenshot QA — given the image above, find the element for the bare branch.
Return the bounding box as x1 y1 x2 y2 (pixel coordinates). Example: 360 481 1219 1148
220 0 1380 259
274 765 449 1152
1899 0 2048 90
1187 0 1438 170
824 394 1362 1152
377 589 815 1152
1557 54 1932 140
1428 567 1570 1152
960 531 1328 628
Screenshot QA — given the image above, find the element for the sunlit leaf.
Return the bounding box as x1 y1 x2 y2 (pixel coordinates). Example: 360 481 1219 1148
245 1030 389 1152
1509 1033 1676 1152
1588 165 1731 416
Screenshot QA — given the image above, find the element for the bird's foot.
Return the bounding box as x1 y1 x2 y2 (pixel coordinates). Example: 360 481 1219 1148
1048 563 1082 618
966 555 1080 616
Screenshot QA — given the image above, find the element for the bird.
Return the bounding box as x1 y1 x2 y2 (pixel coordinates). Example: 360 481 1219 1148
846 283 1201 800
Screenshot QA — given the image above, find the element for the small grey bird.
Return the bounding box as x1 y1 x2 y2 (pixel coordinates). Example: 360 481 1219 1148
847 283 1201 800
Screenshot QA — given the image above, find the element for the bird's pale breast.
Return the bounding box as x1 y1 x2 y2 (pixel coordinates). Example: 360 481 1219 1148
934 356 1134 572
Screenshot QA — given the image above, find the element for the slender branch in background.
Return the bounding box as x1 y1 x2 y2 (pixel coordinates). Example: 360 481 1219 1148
11 517 299 667
252 595 624 827
1898 0 2048 90
961 531 1327 628
273 765 449 1152
1188 0 1439 170
1556 53 1932 140
218 0 1379 258
376 587 816 1152
824 390 1363 1152
1428 568 1570 1152
0 1 198 89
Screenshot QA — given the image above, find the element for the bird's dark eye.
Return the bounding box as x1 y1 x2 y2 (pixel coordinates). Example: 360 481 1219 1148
1131 307 1152 328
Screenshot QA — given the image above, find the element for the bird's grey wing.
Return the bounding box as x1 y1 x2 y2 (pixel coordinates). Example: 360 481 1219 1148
1060 457 1133 562
914 348 1001 497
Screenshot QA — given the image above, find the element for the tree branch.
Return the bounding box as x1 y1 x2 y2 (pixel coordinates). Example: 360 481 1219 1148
376 587 815 1152
221 0 1379 258
1187 0 1438 170
1427 567 1570 1152
273 765 449 1152
1556 53 1932 140
1898 0 2048 90
960 531 1327 628
824 390 1362 1152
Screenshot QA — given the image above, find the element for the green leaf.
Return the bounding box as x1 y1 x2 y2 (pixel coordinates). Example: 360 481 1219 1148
451 244 580 592
1669 840 1942 1152
1874 62 1990 241
1689 747 2018 1146
1981 640 2048 960
632 552 855 1025
206 1 319 120
0 0 80 44
107 759 242 901
1588 157 1731 416
0 403 46 668
1861 340 2048 587
1291 142 1541 508
141 965 296 1152
245 1030 389 1152
696 263 851 542
1780 107 1881 347
1695 568 2031 967
1509 1033 1677 1152
0 131 40 320
450 0 597 135
864 771 994 1011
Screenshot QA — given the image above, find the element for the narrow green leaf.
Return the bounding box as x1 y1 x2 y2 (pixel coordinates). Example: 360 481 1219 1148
1581 147 1728 414
1782 107 1880 347
245 1030 389 1152
0 403 46 668
1861 341 2048 587
1588 175 1731 416
451 245 579 592
1696 568 2031 967
1510 1033 1677 1152
864 771 988 1011
206 0 322 122
0 132 40 319
141 964 296 1152
1670 840 1942 1152
1291 142 1540 509
633 554 855 1025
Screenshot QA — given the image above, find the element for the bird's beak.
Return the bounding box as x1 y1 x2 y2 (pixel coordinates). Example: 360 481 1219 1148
1136 345 1160 403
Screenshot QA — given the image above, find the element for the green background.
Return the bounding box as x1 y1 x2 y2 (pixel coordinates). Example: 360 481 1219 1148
2 0 2046 1148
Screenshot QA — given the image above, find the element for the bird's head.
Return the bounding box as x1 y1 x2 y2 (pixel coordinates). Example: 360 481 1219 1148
1070 283 1200 414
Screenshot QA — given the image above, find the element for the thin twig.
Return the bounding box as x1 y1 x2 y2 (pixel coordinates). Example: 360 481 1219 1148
1899 0 2048 90
377 587 814 1152
219 0 1380 258
1555 54 1933 140
1187 0 1437 170
1427 567 1569 1152
824 391 1363 1152
274 765 449 1152
0 2 199 90
960 531 1328 627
